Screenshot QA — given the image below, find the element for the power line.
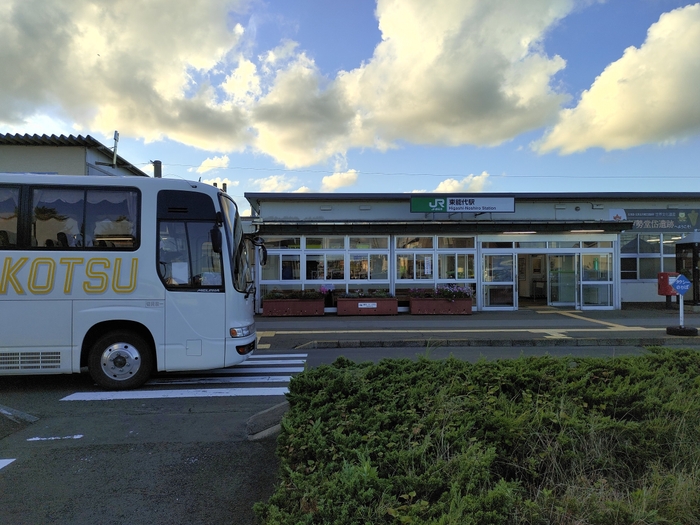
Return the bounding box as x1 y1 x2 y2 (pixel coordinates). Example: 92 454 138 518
139 161 699 181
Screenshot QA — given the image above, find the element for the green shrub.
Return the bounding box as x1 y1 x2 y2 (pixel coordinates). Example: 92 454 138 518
255 348 700 524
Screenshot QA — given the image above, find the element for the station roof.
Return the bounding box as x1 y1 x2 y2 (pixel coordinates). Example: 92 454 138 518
246 191 699 202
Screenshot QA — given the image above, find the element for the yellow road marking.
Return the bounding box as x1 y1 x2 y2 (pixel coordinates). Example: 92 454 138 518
530 329 571 339
537 309 640 330
257 331 275 349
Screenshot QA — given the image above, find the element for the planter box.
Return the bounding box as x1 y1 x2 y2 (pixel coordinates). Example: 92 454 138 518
409 297 472 315
337 297 398 316
262 299 325 317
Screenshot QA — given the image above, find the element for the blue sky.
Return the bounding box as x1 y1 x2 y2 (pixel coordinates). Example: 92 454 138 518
2 0 699 214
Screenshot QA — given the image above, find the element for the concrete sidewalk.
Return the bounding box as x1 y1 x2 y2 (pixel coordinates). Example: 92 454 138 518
255 306 700 350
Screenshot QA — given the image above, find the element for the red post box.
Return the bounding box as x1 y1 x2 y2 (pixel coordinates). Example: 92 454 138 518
658 272 679 296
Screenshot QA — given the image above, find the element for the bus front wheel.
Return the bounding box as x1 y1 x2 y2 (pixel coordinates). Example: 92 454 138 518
88 332 154 390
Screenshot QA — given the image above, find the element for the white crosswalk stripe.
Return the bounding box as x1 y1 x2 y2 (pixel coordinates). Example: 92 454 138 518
61 353 307 401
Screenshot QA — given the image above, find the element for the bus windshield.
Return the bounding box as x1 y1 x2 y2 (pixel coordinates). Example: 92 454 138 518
219 194 253 294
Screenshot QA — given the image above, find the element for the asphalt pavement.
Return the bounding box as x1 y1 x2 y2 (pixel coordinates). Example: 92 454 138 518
254 304 700 351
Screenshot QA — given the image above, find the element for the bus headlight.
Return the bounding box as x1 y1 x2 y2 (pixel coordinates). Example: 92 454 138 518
230 323 255 338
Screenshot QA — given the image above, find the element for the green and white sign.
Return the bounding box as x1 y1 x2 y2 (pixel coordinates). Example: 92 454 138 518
411 196 515 213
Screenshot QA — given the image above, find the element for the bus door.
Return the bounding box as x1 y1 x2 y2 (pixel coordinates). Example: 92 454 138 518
157 193 227 371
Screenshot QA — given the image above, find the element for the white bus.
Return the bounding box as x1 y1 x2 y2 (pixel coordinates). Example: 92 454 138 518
0 173 263 390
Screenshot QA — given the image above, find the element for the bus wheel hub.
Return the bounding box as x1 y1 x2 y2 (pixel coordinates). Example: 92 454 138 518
101 343 141 380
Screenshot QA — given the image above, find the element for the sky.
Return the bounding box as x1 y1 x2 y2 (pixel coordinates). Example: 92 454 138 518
2 0 700 215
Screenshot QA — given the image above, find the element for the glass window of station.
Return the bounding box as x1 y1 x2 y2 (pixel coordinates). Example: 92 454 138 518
620 232 680 280
259 235 477 303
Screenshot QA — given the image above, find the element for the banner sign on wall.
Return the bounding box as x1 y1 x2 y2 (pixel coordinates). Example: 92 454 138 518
610 209 700 232
411 196 515 213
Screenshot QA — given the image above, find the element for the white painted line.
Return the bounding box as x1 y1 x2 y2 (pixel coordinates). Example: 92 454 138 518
175 366 305 375
147 375 292 386
0 459 15 471
27 435 83 442
239 359 306 365
234 366 305 374
249 353 307 359
61 387 289 401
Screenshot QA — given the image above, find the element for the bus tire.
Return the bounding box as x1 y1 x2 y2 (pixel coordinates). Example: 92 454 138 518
88 331 154 390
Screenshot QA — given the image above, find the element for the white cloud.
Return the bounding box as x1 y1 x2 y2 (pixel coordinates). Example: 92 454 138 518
336 0 572 148
250 174 297 192
0 0 575 167
320 169 358 192
195 155 230 174
0 0 252 151
222 57 262 106
252 53 355 167
537 3 700 154
433 171 491 192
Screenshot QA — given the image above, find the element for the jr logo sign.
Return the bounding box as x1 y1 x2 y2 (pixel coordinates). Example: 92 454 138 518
429 199 445 211
410 197 447 212
410 196 515 214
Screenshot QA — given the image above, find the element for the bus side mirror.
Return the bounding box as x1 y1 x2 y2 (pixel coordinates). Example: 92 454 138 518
259 244 267 267
211 227 222 253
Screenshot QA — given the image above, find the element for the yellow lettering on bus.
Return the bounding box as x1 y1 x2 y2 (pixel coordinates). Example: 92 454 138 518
27 258 55 295
0 257 28 295
59 258 84 294
112 258 138 294
83 258 110 294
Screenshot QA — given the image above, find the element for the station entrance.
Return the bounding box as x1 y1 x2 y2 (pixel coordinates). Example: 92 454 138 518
480 237 616 311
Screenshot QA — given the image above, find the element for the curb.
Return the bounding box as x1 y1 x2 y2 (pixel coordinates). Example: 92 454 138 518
300 337 700 349
247 401 289 441
0 404 39 424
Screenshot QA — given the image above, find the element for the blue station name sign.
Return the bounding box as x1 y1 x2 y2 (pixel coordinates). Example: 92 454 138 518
411 196 515 213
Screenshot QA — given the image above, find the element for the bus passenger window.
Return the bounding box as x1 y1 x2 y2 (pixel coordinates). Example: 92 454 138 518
0 186 19 247
85 190 138 248
32 188 84 248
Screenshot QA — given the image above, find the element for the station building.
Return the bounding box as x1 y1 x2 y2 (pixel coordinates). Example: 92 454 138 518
244 192 700 313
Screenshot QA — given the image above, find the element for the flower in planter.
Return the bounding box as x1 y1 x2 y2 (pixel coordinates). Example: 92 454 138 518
263 288 324 300
408 285 472 301
339 289 394 298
